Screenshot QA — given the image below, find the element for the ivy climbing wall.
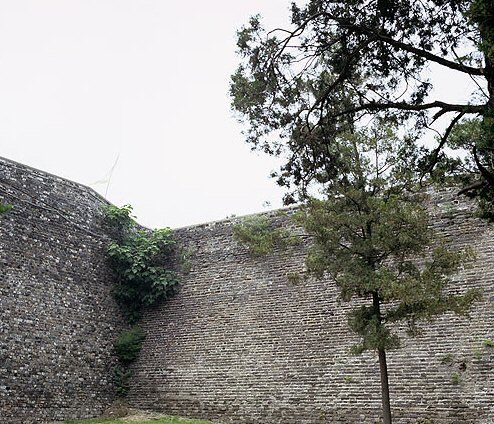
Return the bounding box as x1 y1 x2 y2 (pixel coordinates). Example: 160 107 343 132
128 190 494 424
0 156 493 423
0 157 124 423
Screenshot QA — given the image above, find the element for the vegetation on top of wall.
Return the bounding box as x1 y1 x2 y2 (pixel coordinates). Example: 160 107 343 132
102 204 179 397
102 204 134 236
233 215 299 256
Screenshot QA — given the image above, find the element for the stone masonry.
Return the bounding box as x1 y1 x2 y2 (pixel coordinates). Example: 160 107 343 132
0 157 124 423
0 156 493 423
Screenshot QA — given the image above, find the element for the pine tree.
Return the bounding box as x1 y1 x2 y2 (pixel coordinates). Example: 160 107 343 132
295 127 482 423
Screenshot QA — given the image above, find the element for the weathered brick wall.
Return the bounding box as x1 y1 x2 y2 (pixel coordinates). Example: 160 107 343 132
0 157 124 423
0 157 493 423
128 189 494 424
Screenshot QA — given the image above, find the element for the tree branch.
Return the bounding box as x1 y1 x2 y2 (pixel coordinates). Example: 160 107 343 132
322 14 485 76
332 100 485 119
473 145 494 186
457 180 487 196
424 112 465 176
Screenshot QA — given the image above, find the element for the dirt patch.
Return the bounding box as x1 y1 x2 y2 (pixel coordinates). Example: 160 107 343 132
102 401 168 420
118 411 169 422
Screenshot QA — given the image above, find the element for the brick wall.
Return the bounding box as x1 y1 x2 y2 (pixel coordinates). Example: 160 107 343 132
0 157 493 423
128 189 494 424
0 157 124 423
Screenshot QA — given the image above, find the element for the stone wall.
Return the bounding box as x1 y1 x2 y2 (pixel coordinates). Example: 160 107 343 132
0 157 493 423
0 157 123 423
128 189 494 424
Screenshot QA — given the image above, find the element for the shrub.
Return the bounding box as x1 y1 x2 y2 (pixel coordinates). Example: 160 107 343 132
451 372 461 385
233 215 298 256
440 353 454 365
114 366 133 397
114 326 146 365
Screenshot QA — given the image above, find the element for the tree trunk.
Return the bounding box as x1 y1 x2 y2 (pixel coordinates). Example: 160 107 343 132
372 291 392 424
378 348 392 424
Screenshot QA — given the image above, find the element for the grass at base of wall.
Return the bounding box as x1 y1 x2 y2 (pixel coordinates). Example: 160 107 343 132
64 416 213 424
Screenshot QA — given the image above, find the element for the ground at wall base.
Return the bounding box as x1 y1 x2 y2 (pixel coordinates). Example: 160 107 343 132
61 411 214 424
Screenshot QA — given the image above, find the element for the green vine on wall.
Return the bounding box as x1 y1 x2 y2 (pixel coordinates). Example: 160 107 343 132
102 204 179 396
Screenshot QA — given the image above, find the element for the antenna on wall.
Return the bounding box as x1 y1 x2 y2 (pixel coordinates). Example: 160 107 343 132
105 153 120 198
89 153 120 199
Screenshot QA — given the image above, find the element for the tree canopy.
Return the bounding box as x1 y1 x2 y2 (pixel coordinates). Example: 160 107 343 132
298 128 481 345
231 0 494 210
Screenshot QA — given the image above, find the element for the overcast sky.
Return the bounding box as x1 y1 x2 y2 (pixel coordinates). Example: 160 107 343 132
0 1 296 228
0 1 479 228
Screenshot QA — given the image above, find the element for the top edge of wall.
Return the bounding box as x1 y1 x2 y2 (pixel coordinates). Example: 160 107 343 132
0 155 110 205
0 155 468 233
0 155 297 231
172 205 300 232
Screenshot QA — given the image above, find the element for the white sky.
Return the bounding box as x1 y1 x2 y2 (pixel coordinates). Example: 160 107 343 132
0 1 480 228
0 0 294 228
